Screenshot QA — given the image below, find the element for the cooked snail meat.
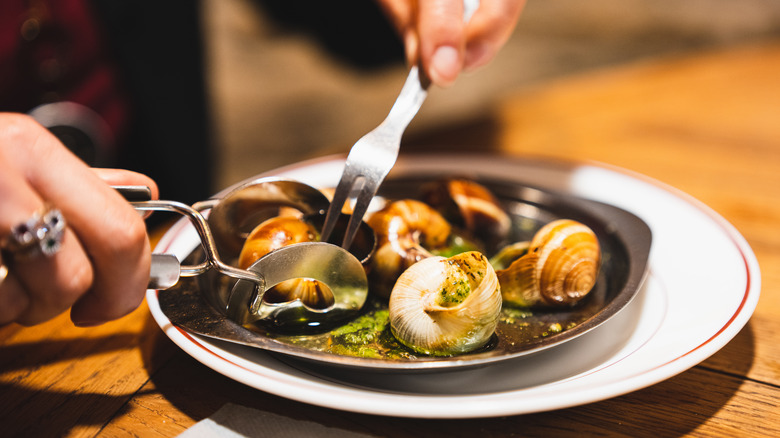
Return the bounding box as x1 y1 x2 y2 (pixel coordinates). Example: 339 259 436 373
366 199 452 298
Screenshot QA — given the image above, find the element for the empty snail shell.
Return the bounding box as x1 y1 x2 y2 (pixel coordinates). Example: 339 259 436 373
496 219 600 307
366 199 452 298
389 251 502 356
239 216 334 309
422 178 511 246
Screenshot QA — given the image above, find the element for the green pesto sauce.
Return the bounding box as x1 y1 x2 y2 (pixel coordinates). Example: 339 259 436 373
430 234 480 258
541 322 563 337
264 297 595 360
324 300 416 359
266 300 417 359
438 277 471 307
500 307 535 324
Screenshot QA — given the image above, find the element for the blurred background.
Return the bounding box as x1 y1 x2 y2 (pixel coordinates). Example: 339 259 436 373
203 0 780 191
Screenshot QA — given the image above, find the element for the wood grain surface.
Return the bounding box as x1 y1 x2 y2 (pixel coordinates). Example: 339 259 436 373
1 40 779 437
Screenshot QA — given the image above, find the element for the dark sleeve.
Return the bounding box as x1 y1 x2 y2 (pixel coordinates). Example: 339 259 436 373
90 0 215 205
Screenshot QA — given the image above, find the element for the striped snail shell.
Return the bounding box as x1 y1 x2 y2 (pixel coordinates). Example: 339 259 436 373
496 219 600 307
422 178 512 246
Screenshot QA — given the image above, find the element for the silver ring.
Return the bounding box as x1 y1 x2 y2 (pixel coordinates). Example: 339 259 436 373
1 204 66 260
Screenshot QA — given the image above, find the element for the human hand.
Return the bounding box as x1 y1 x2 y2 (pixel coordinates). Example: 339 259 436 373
377 0 526 87
0 113 159 327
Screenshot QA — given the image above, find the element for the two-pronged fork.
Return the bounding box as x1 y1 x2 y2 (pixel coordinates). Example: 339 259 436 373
320 0 479 249
319 65 429 249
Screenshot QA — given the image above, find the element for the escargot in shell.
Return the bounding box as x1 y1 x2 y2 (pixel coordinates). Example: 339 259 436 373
422 178 512 247
239 215 334 309
494 219 600 308
389 251 502 356
366 199 452 298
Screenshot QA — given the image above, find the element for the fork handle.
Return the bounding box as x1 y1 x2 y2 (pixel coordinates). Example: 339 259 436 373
382 66 429 135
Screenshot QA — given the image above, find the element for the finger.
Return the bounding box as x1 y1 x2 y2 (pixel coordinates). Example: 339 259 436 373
92 168 160 200
7 228 93 325
375 0 418 66
463 0 526 71
0 260 29 325
79 170 157 323
4 114 151 326
0 146 94 325
417 0 466 87
92 168 159 219
39 155 151 326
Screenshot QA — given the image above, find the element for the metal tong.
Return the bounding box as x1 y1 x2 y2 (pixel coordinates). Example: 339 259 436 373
117 185 261 290
117 179 369 328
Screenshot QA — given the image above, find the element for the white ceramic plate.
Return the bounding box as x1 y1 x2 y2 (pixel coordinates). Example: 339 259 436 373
146 154 760 418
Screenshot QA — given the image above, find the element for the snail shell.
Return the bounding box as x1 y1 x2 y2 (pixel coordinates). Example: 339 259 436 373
261 278 334 309
389 251 502 356
239 216 334 309
367 199 452 298
497 219 600 307
238 216 319 270
423 179 511 246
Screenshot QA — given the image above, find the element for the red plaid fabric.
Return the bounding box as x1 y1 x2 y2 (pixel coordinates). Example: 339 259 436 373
0 0 128 143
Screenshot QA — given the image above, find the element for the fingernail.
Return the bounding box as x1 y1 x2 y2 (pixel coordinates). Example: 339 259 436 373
465 42 491 72
430 45 460 87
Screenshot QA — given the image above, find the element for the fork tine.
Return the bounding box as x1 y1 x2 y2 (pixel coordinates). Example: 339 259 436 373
342 179 378 249
322 67 418 248
320 172 357 242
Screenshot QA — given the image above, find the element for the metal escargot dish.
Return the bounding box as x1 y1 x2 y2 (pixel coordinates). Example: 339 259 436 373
158 174 651 372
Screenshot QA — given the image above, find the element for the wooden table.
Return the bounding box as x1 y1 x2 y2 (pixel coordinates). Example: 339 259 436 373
2 40 779 437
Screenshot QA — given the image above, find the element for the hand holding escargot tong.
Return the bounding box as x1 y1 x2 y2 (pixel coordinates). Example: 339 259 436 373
0 114 156 327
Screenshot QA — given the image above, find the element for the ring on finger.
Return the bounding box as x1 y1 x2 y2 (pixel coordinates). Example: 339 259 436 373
1 204 66 261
